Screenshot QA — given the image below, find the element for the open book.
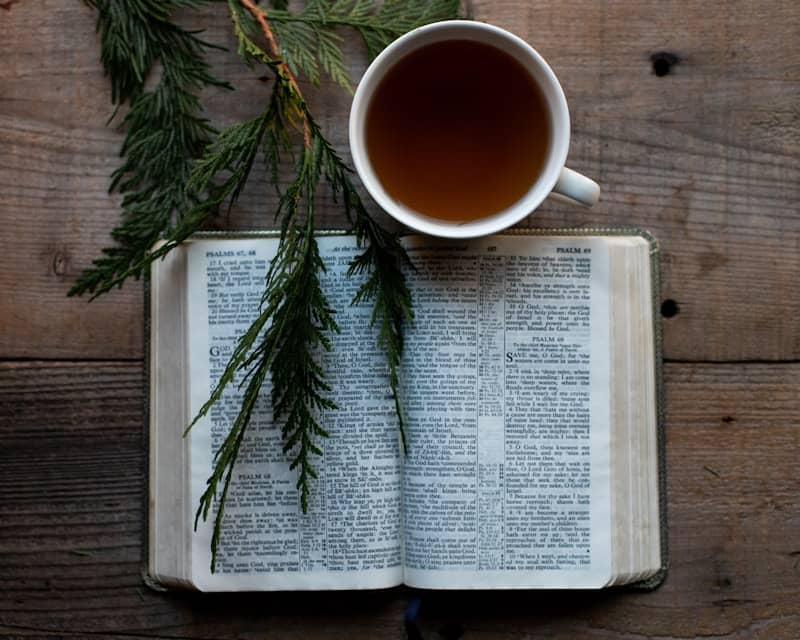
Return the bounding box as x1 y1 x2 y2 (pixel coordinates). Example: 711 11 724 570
147 230 666 591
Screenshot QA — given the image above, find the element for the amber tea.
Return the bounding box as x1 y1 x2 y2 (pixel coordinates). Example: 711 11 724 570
365 39 551 222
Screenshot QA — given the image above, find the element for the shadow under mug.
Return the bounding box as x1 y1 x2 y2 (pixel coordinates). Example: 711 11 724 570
349 20 600 239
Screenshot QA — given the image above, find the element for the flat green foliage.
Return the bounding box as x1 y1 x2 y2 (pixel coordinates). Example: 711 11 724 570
268 0 461 89
188 16 418 571
76 0 459 572
70 0 230 298
346 184 414 452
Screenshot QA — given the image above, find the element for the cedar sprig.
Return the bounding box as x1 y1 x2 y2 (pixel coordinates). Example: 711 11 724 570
76 0 460 572
189 2 425 571
189 79 343 567
70 0 230 298
267 0 461 86
344 181 414 452
77 107 277 293
306 128 415 451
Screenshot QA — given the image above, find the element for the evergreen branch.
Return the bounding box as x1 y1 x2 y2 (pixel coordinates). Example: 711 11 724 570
345 0 462 59
190 92 341 569
70 0 230 298
344 181 414 452
189 8 420 570
74 108 273 299
266 0 460 89
296 117 415 451
78 0 460 572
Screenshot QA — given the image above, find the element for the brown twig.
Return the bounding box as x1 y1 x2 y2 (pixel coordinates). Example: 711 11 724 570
239 0 312 148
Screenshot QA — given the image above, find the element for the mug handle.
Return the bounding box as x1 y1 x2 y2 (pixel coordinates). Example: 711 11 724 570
552 167 600 207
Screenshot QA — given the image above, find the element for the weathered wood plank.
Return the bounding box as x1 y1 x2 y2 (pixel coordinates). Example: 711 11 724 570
1 361 798 638
507 0 800 364
1 1 799 360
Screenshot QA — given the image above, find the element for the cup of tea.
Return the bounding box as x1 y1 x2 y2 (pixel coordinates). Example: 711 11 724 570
349 20 599 239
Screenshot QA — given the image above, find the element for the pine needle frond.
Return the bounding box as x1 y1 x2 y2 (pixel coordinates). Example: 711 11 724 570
266 0 460 90
188 58 416 572
190 89 342 567
79 0 463 572
70 0 231 298
344 182 414 453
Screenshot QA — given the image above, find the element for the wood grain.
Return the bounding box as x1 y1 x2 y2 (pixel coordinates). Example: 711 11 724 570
1 1 799 360
1 361 798 638
2 2 800 636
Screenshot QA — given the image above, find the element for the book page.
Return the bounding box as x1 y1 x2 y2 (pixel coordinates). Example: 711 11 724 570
185 236 403 591
401 235 612 588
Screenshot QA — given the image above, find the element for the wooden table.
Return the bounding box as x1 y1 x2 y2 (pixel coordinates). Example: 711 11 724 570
2 1 798 638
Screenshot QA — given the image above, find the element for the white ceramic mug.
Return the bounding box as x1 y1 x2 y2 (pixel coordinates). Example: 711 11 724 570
349 20 600 239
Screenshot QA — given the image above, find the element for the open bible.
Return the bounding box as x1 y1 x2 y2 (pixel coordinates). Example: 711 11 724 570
147 230 666 591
